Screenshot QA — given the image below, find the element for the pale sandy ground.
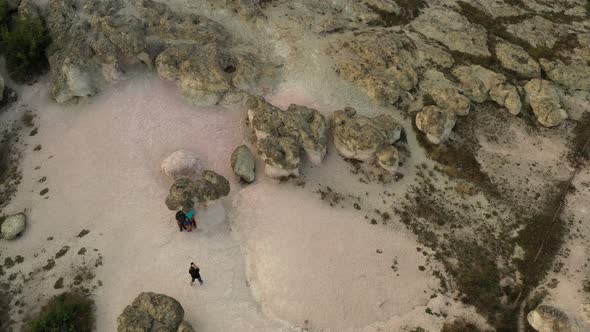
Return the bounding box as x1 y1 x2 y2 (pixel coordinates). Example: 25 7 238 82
0 73 476 332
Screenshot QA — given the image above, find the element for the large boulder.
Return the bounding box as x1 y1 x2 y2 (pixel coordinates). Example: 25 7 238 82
117 292 194 332
524 79 568 127
165 171 230 211
246 96 328 178
527 303 587 332
1 213 26 240
161 150 203 181
231 145 256 183
415 106 457 145
330 107 402 170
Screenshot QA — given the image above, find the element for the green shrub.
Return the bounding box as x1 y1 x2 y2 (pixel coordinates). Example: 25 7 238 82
30 292 95 332
0 16 50 82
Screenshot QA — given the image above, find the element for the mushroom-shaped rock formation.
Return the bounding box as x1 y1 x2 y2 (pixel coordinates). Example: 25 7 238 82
165 171 230 211
246 96 328 178
117 292 195 332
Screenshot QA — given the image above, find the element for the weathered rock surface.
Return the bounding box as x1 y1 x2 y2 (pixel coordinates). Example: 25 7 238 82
540 59 590 92
246 96 327 177
415 106 457 145
325 30 417 104
452 65 522 115
527 303 587 332
330 107 402 171
231 145 256 183
161 150 203 180
165 171 230 210
1 213 26 240
117 292 194 332
46 0 277 104
524 79 568 127
506 16 562 49
411 7 490 57
375 145 400 173
420 70 471 116
495 41 541 78
156 44 275 106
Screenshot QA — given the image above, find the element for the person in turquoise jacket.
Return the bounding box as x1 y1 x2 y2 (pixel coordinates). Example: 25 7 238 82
186 209 197 229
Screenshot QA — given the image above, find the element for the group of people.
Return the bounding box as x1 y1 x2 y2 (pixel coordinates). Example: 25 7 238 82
175 210 197 232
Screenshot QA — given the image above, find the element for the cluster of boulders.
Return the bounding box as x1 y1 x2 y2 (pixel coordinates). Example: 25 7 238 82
161 150 230 211
44 0 278 104
117 292 194 332
246 95 328 177
0 213 26 240
244 96 405 178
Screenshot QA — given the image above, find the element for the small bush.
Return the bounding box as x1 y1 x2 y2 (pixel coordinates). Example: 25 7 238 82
0 16 50 82
30 292 95 332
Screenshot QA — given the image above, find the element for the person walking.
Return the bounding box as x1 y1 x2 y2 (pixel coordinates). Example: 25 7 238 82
189 262 203 286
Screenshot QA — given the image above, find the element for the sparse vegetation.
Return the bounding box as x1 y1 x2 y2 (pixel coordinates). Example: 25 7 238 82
30 292 94 332
0 2 50 82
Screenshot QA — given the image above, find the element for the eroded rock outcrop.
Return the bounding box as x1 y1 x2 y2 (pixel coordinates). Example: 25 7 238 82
165 171 230 210
46 0 277 104
231 145 256 183
524 79 568 127
452 65 522 115
411 7 490 57
0 213 26 240
247 96 327 178
117 292 194 332
325 30 418 105
330 107 403 172
420 70 471 116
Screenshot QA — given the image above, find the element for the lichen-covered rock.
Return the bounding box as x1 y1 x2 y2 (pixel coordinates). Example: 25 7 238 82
420 70 471 116
375 145 399 173
1 213 26 240
165 171 230 210
257 136 301 178
246 96 327 177
415 106 457 144
411 7 490 57
117 292 193 332
330 107 402 164
527 303 586 332
161 150 203 180
325 30 417 104
495 41 541 78
452 65 522 115
231 145 256 183
524 79 568 127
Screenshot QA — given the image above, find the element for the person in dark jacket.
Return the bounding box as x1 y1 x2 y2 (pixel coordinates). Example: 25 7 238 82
175 211 188 232
189 262 203 286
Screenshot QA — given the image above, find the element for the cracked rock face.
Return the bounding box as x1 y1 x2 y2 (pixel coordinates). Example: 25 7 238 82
246 96 327 178
330 107 402 170
525 79 568 127
415 105 457 145
165 171 230 211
